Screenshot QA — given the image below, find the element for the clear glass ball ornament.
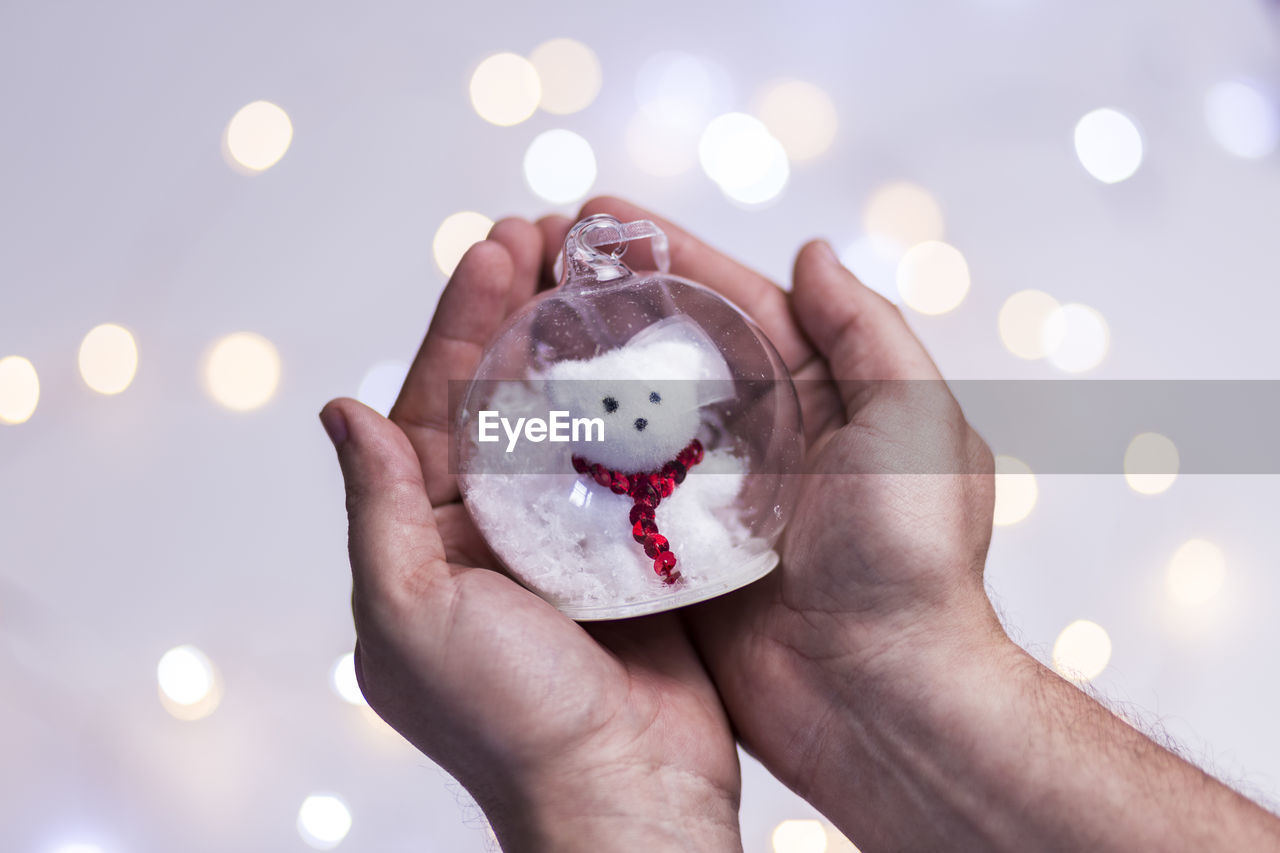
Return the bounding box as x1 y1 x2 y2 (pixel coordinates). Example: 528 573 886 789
457 214 803 619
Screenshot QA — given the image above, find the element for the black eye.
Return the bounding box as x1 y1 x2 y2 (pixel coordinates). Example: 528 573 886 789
649 392 661 404
602 396 618 413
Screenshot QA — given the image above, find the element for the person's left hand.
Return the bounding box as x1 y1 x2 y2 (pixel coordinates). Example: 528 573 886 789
320 218 742 852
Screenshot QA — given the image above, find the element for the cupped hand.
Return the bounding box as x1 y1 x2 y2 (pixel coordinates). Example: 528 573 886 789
320 219 741 852
561 198 1003 829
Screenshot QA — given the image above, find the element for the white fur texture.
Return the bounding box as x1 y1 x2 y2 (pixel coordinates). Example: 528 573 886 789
543 316 733 472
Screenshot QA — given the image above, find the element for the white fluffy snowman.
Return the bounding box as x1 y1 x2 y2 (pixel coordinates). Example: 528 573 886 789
462 317 772 617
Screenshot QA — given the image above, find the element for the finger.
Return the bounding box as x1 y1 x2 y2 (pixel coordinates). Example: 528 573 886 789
390 240 515 505
576 196 814 371
535 214 573 290
791 240 944 419
487 218 542 313
321 398 451 613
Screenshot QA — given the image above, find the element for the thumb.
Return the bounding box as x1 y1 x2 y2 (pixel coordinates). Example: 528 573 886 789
320 397 450 611
792 240 944 419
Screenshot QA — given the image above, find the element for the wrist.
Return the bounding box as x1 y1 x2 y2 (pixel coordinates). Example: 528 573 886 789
484 759 742 853
768 589 1020 799
790 607 1040 848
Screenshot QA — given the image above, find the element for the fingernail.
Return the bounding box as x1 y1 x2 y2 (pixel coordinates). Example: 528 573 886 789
320 406 349 449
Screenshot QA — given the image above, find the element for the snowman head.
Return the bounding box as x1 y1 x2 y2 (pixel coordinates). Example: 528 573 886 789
545 316 732 472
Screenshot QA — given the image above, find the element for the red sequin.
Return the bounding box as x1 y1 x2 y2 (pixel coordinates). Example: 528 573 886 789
654 551 678 577
609 474 630 494
629 504 655 525
633 518 658 542
643 535 669 558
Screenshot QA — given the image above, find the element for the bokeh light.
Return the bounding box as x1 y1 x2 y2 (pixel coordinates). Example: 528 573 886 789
523 129 597 204
157 645 221 721
862 182 945 248
772 819 828 853
204 332 281 412
529 38 601 115
625 112 698 177
1167 539 1226 607
332 652 367 706
636 52 732 127
432 211 493 276
469 52 541 126
699 113 790 205
839 236 903 302
356 360 409 417
0 355 39 425
1204 80 1279 159
1123 432 1179 495
224 101 293 173
78 323 138 395
50 844 107 853
298 794 352 850
1044 303 1109 373
895 240 969 315
754 79 839 161
993 455 1037 526
1074 108 1143 184
1053 620 1112 682
998 290 1062 360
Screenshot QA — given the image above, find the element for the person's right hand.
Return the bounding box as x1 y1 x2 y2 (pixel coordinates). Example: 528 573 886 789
569 197 1004 843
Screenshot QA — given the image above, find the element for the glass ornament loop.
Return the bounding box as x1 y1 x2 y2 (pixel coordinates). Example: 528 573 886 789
555 214 672 286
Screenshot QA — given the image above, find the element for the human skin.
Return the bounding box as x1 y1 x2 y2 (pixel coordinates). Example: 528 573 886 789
322 197 1280 851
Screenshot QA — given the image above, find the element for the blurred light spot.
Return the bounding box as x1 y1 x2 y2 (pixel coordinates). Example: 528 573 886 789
993 455 1037 526
863 182 944 247
772 819 828 853
298 794 352 849
224 101 293 173
839 236 903 303
359 702 396 734
78 323 138 395
356 360 409 417
51 844 106 853
0 355 39 425
823 826 862 853
1124 432 1179 495
204 332 280 411
1167 539 1226 607
332 652 367 706
1074 108 1143 183
523 129 597 204
698 112 789 205
1053 620 1111 682
998 290 1061 360
636 52 732 127
1205 80 1279 159
529 38 601 115
1044 303 1109 373
754 79 838 161
469 52 541 126
895 240 969 315
157 645 221 721
432 211 493 276
625 112 698 177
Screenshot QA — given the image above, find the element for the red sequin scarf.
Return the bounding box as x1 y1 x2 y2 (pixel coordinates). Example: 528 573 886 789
571 438 705 585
